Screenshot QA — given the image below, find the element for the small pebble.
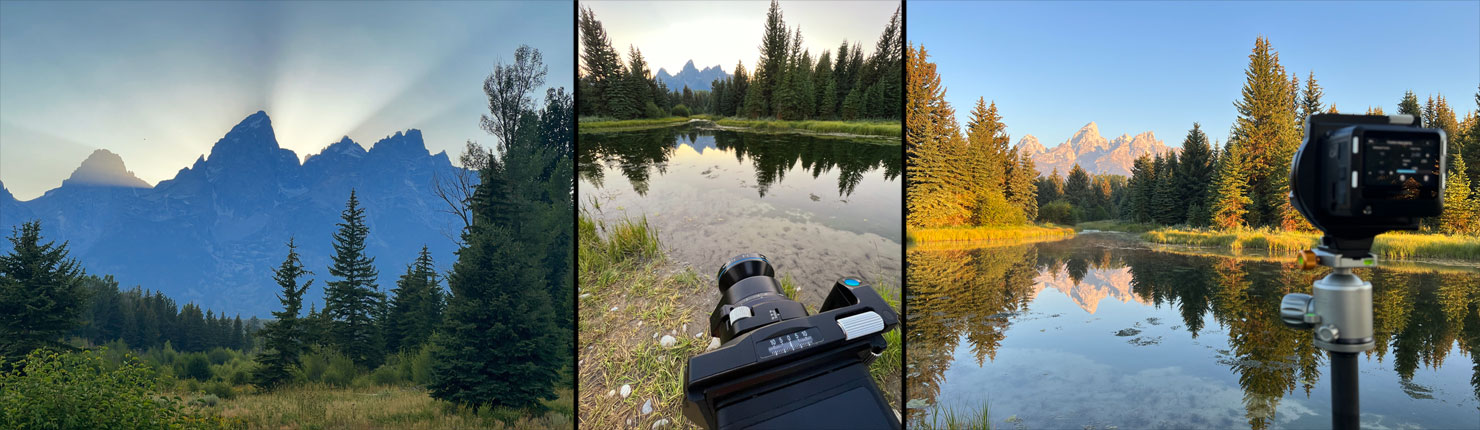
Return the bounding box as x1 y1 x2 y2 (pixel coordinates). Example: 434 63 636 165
660 335 676 347
641 399 653 415
607 389 615 397
706 337 721 351
620 384 632 398
610 306 618 312
652 418 671 429
580 293 591 299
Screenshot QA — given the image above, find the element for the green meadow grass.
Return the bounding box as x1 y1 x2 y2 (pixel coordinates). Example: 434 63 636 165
712 118 902 138
1142 227 1480 261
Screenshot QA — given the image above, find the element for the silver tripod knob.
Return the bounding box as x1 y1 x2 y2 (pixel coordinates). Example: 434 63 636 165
1280 293 1318 329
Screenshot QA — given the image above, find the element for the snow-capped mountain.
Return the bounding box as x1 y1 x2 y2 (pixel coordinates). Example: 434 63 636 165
0 110 470 317
1017 122 1179 177
656 60 729 92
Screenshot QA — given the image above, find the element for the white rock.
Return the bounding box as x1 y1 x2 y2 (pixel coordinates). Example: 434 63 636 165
660 335 676 348
610 306 618 312
706 337 721 351
607 389 615 397
652 418 671 429
641 399 654 415
620 384 632 398
580 293 591 299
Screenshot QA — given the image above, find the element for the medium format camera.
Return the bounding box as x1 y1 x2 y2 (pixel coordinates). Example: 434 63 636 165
1289 113 1447 253
1282 113 1447 429
682 253 900 429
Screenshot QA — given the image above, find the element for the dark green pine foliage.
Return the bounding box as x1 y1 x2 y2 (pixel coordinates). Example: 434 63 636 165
1064 164 1093 210
254 239 313 389
1126 155 1157 223
429 47 565 410
1299 72 1323 126
386 246 444 354
323 190 383 368
1176 123 1217 225
0 221 87 367
813 50 834 119
729 62 750 117
1398 90 1422 118
1151 152 1183 224
753 0 789 118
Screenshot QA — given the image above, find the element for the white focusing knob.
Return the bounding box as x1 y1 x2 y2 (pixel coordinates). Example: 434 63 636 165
838 311 885 341
1317 325 1340 342
728 306 752 327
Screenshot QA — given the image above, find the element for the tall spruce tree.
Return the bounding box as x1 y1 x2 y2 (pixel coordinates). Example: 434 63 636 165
254 238 312 389
0 221 87 367
1005 150 1039 222
1208 143 1253 229
1177 123 1216 225
1227 36 1301 229
1127 155 1157 223
578 6 623 117
1064 164 1092 210
428 46 565 410
1398 90 1422 118
905 44 969 228
964 98 1012 224
323 190 383 368
386 246 443 353
1439 154 1477 234
1299 71 1323 127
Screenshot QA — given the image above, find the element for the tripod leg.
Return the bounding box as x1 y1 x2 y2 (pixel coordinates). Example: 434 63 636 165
1330 351 1360 429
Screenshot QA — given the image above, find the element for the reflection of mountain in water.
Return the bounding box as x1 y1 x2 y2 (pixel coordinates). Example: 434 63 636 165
1036 264 1149 313
906 236 1480 429
578 125 900 197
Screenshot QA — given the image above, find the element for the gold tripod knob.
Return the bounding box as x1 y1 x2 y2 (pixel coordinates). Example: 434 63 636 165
1296 249 1319 270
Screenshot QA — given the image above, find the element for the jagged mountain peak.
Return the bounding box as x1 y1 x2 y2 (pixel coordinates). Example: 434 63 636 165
1017 135 1045 153
206 110 286 163
62 149 150 188
655 60 730 91
1024 122 1177 177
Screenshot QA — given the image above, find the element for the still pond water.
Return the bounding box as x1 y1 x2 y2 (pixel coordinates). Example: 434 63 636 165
907 233 1479 429
578 124 902 303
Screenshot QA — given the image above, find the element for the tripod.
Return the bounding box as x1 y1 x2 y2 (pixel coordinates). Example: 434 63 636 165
1280 244 1375 430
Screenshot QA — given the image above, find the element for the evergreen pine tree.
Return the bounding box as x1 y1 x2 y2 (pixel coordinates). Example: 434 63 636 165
1207 144 1253 229
964 98 1012 224
1005 150 1039 222
1064 164 1092 210
1151 152 1183 224
1176 123 1216 225
1398 90 1422 118
1127 155 1157 223
323 190 383 368
1228 36 1301 228
814 50 834 119
1438 152 1477 234
428 47 565 410
730 62 750 117
254 238 312 389
1300 71 1323 126
905 44 969 228
386 246 444 353
0 221 87 367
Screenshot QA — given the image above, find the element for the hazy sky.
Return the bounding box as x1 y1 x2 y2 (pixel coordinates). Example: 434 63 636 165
1 1 572 200
911 1 1479 150
582 0 900 77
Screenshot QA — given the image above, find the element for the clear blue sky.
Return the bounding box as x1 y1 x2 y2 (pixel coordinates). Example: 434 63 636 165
1 1 572 200
910 1 1479 150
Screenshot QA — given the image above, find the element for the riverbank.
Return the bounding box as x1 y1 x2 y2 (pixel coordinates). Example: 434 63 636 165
578 116 703 133
1141 227 1480 261
193 384 572 429
711 118 901 139
578 214 902 429
907 224 1076 248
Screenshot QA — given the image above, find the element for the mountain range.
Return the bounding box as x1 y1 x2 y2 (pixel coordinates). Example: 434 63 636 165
0 111 470 318
655 60 729 92
1016 122 1179 177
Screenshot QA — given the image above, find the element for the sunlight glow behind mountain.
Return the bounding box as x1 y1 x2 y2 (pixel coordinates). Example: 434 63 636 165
0 1 572 200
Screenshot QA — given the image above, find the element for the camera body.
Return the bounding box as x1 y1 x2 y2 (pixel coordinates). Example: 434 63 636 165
683 254 900 429
1289 113 1446 252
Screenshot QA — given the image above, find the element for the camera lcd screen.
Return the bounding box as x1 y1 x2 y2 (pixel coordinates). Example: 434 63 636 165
1360 131 1441 201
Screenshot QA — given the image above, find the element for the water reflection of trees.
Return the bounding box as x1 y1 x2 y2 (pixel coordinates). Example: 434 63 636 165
577 126 900 197
906 238 1480 428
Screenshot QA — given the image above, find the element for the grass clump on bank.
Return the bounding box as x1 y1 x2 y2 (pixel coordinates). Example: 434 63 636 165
908 224 1075 245
578 116 693 132
713 118 902 138
200 384 571 430
579 213 711 429
1142 227 1480 261
915 400 994 430
1076 220 1161 233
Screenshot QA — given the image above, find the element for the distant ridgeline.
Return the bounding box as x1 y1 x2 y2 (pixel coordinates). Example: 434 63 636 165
0 111 471 317
656 60 729 92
